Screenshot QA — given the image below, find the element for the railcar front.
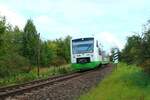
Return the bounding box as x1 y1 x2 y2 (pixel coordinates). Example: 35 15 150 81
70 37 101 70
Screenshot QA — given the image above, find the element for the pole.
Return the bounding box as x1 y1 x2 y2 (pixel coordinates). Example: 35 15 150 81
113 48 119 71
37 33 40 77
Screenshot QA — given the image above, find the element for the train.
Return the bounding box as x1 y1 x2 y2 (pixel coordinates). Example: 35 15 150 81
70 36 109 70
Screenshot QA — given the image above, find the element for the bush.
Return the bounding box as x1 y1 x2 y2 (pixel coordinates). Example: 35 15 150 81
51 57 67 66
0 53 30 77
140 59 150 74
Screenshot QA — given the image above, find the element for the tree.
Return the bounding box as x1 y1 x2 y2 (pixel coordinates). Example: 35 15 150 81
22 19 40 65
55 36 71 64
142 29 150 61
0 16 6 35
121 35 142 64
0 16 6 49
0 16 30 77
63 36 71 63
40 42 54 66
140 22 150 73
120 20 150 73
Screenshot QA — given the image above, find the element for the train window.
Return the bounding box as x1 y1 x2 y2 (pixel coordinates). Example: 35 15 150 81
96 40 98 47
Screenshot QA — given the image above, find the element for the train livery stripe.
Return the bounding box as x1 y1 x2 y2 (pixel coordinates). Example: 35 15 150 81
71 61 101 70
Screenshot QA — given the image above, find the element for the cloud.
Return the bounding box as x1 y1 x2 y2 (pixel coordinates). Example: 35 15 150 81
96 32 124 50
0 0 149 51
0 5 25 29
34 15 82 40
34 15 57 32
9 0 104 21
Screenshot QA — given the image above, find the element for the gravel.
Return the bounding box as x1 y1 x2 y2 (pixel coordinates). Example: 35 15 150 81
6 64 113 100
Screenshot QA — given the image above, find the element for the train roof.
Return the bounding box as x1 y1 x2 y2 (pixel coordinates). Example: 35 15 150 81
71 35 95 40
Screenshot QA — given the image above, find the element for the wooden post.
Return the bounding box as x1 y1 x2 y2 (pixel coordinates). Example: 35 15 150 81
115 63 117 71
37 33 40 77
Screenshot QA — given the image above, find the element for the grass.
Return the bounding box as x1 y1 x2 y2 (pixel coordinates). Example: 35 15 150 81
79 63 150 100
0 64 74 87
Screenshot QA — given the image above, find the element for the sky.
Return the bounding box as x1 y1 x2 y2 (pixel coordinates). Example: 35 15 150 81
0 0 150 51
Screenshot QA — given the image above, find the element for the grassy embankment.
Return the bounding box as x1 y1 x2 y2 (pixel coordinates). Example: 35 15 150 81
80 63 150 100
0 65 74 87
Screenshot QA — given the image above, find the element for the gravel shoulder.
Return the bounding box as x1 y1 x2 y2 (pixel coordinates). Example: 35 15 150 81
7 64 113 100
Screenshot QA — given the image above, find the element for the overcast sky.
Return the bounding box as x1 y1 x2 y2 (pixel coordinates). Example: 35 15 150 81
0 0 150 51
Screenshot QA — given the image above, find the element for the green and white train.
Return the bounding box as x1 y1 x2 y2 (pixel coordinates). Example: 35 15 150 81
70 36 109 70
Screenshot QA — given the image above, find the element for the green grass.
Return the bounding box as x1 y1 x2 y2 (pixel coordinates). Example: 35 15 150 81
80 63 150 100
0 64 74 87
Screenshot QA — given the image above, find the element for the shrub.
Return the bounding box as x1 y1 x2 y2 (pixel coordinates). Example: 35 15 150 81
0 53 30 77
140 59 150 74
51 57 67 66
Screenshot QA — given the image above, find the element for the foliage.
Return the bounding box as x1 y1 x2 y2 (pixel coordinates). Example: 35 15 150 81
58 36 71 63
40 42 54 66
0 16 6 47
121 20 150 73
0 16 30 78
0 65 73 86
0 15 71 79
80 63 150 100
46 36 71 66
0 53 30 77
121 35 142 64
22 19 40 65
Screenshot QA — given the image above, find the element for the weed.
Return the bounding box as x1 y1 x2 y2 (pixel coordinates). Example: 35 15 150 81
80 63 150 100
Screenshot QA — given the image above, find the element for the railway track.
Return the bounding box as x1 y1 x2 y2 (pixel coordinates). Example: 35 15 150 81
0 66 107 99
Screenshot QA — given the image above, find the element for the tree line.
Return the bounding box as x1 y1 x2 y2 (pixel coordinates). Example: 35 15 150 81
0 16 71 78
120 20 150 73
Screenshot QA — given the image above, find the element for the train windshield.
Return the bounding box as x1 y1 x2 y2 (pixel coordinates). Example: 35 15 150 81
72 38 94 54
